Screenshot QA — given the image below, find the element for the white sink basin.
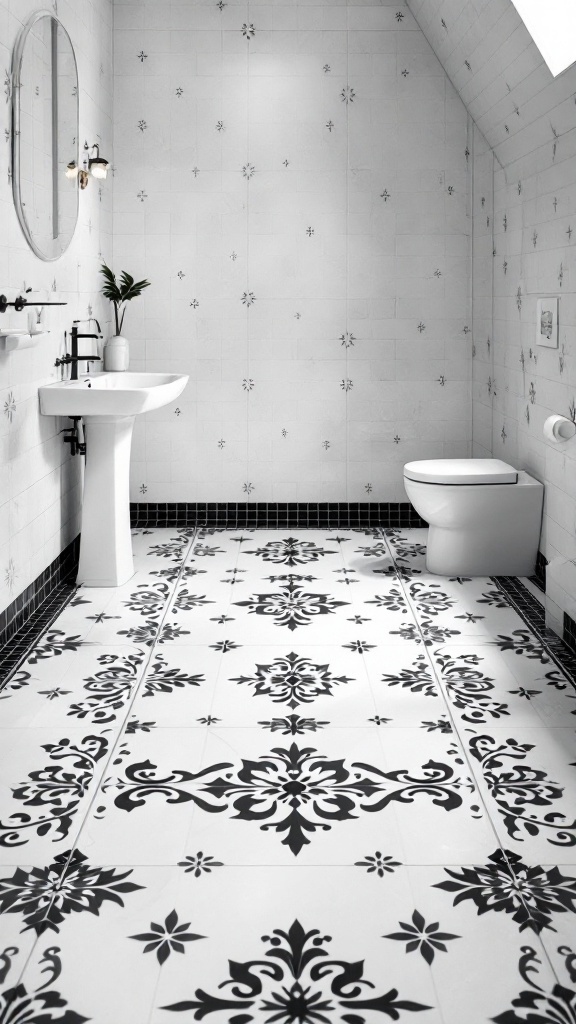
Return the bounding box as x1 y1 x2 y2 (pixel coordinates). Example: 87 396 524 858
39 371 188 417
38 371 189 588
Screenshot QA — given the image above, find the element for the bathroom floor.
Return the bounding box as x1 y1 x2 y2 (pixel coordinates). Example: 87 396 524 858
0 527 575 1023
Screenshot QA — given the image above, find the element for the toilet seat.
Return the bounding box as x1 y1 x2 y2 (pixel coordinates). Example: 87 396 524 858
404 458 518 485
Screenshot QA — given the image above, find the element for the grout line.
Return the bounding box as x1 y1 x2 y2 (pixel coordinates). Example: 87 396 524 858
345 4 350 501
201 529 242 724
245 0 251 499
39 526 200 929
380 527 570 986
377 527 507 851
374 526 483 1024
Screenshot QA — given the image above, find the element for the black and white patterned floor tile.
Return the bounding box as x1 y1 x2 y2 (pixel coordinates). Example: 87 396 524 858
0 527 575 1022
0 726 114 865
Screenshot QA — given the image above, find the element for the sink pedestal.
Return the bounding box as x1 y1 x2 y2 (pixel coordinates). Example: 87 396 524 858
39 372 189 588
77 416 135 586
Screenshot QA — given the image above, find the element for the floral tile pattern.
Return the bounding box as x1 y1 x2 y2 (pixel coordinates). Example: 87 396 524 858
1 527 575 1021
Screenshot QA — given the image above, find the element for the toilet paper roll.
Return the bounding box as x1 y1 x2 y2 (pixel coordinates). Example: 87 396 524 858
543 414 576 442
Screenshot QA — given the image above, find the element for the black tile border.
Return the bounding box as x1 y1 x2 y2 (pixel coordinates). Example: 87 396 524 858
564 611 576 656
528 550 547 594
0 536 79 649
495 575 576 684
130 501 428 529
0 537 79 687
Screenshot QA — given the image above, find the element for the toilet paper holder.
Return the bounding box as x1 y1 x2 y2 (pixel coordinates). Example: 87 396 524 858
543 414 576 442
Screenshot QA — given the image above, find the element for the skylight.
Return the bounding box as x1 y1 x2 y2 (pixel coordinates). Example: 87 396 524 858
511 0 576 77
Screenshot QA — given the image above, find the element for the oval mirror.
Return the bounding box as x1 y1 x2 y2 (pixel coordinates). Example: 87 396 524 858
11 12 79 261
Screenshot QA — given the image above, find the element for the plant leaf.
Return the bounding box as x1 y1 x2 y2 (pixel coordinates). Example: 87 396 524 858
123 278 151 302
119 271 135 299
99 263 121 301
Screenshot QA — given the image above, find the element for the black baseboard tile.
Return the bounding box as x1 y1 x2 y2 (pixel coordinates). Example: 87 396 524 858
130 502 428 529
0 537 80 685
564 612 576 655
528 550 547 594
496 575 576 683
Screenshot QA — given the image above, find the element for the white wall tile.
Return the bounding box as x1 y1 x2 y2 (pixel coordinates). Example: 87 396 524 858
408 0 576 636
0 0 113 618
116 1 472 505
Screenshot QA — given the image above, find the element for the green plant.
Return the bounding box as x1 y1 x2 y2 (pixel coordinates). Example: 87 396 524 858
99 263 150 336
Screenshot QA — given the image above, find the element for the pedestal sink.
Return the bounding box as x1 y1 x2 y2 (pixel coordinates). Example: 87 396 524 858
39 372 189 586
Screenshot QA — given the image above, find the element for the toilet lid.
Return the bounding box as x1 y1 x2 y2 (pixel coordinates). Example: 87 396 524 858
404 459 518 485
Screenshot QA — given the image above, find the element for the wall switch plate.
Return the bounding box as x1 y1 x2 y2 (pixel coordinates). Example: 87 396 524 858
536 296 559 348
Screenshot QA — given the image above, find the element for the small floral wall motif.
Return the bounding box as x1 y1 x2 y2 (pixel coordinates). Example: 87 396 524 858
422 0 576 630
0 0 113 618
115 3 472 502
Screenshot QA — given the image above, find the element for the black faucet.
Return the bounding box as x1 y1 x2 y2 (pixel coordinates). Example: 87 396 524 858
55 319 103 380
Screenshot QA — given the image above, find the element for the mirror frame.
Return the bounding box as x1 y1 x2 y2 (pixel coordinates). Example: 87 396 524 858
11 10 79 262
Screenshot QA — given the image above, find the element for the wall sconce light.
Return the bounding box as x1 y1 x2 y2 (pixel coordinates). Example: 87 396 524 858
65 142 110 190
65 161 88 189
88 143 109 179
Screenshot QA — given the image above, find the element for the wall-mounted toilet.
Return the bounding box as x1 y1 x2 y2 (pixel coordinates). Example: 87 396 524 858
403 459 544 577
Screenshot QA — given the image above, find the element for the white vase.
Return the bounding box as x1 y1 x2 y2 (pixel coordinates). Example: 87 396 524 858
104 335 129 371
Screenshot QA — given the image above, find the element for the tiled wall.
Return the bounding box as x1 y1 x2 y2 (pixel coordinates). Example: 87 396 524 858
490 123 576 636
408 0 576 633
113 0 472 504
406 0 564 166
470 122 494 460
0 0 113 618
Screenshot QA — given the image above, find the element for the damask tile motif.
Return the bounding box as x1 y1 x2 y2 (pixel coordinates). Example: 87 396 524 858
406 575 535 645
6 863 564 1024
364 644 447 725
1 527 576 1019
432 644 575 730
232 573 351 633
0 849 144 936
239 534 342 568
209 643 378 726
0 728 113 865
74 720 497 868
235 530 349 579
0 646 148 729
0 873 42 997
400 864 569 1024
532 862 576 982
8 866 445 1024
128 647 222 727
464 728 576 864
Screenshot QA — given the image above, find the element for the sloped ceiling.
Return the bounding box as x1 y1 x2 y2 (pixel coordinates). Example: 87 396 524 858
407 0 576 170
